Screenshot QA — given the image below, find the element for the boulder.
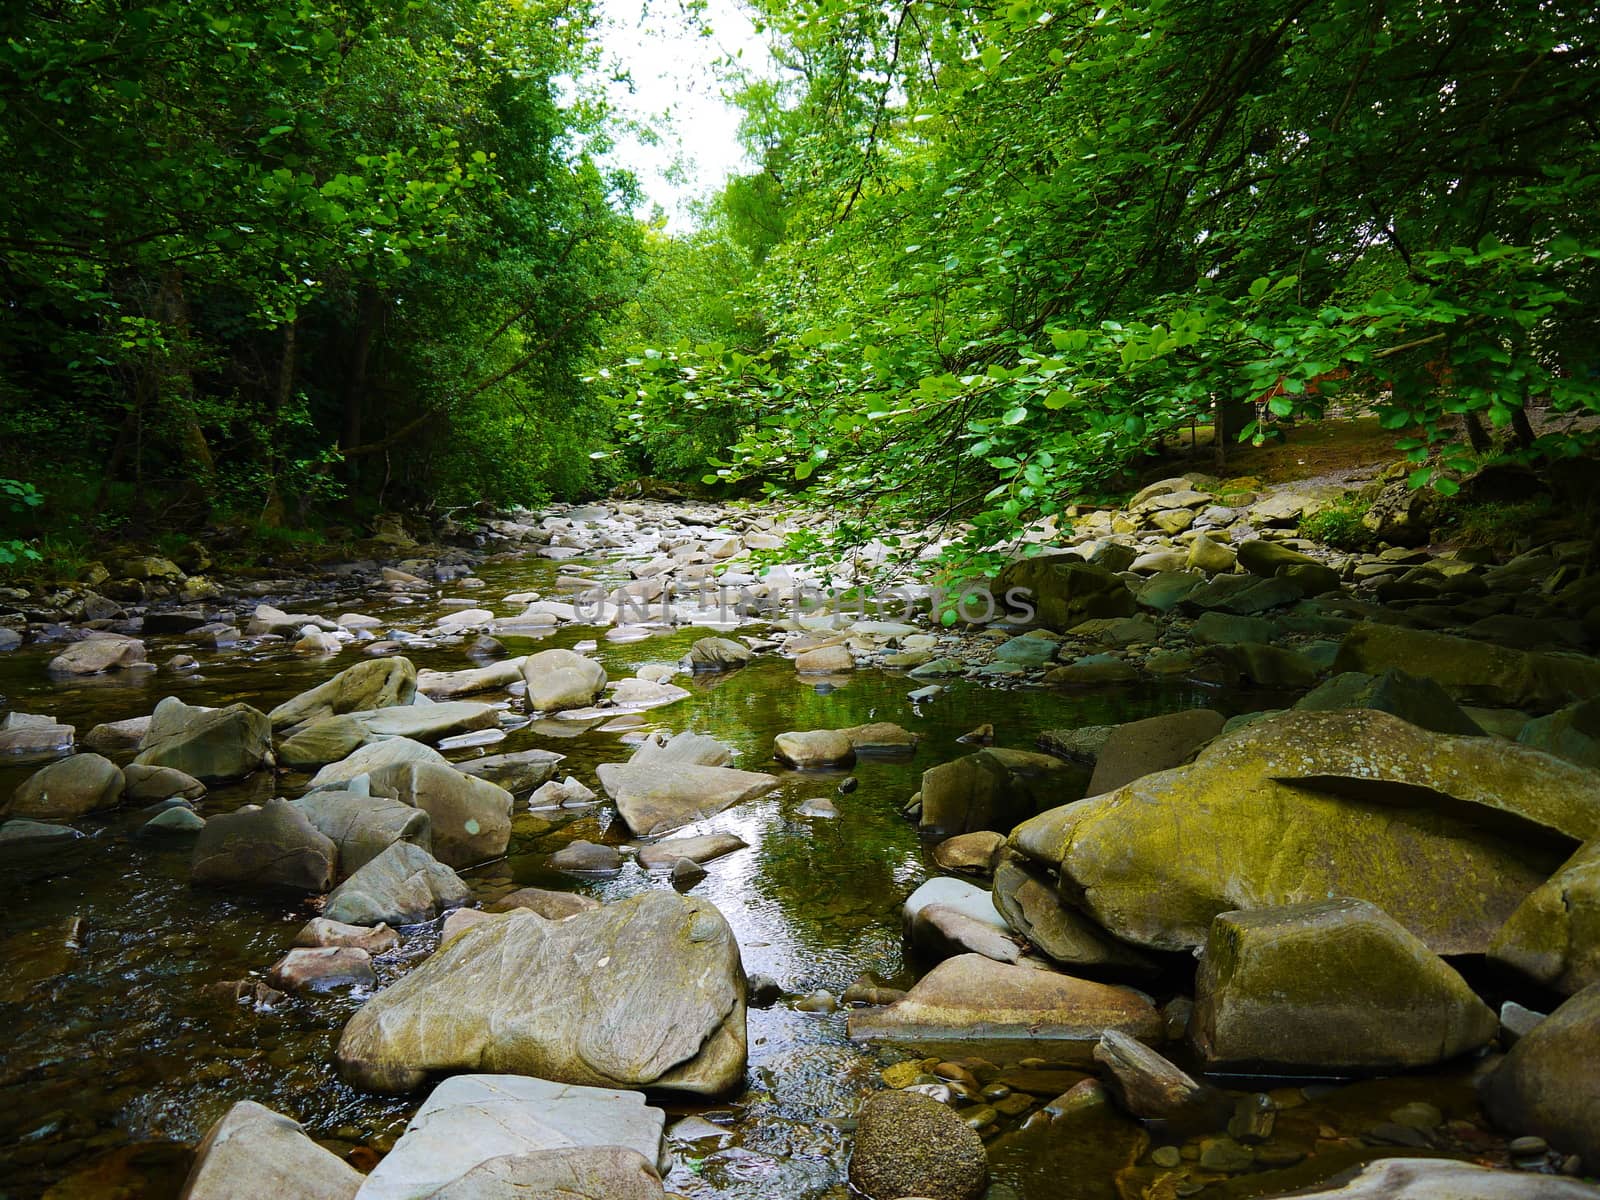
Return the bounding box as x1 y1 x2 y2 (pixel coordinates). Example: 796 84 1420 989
1193 899 1498 1072
1085 709 1224 796
0 715 76 757
1237 539 1320 577
294 917 398 954
522 649 606 712
1518 696 1600 770
992 855 1155 974
1480 984 1600 1171
932 831 1005 875
267 946 376 993
993 555 1136 632
1208 640 1322 689
773 729 855 769
47 635 146 676
420 1148 666 1200
291 791 432 878
81 715 148 752
596 761 778 837
1489 839 1600 995
336 892 746 1095
1294 668 1487 736
306 737 449 790
627 729 731 767
636 833 747 871
134 697 272 783
795 644 853 672
903 876 1012 935
488 888 602 919
276 716 369 768
1334 621 1600 712
322 841 469 926
178 1100 361 1200
122 763 206 803
357 1074 666 1200
454 748 563 796
848 954 1161 1050
549 840 622 874
1271 1157 1600 1199
842 721 920 755
917 747 1089 837
684 636 752 671
1093 1030 1229 1126
1010 709 1600 955
848 1089 987 1200
191 799 337 894
369 761 513 868
910 903 1024 965
416 657 527 699
5 753 124 819
267 657 417 732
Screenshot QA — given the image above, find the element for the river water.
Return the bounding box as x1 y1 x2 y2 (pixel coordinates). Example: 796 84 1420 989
0 546 1505 1198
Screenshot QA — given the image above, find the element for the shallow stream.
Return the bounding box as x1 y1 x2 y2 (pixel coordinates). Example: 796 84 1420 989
0 546 1530 1198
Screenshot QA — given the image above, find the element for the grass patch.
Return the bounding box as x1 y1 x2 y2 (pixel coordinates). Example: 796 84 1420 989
1298 495 1378 552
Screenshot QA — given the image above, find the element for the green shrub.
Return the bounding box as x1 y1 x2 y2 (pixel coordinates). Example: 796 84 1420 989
1298 496 1377 552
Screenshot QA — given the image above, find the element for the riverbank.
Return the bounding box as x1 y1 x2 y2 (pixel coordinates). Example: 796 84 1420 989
2 468 1599 1200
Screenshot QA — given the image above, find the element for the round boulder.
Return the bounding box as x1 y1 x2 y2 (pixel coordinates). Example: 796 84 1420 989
848 1089 987 1200
6 753 125 819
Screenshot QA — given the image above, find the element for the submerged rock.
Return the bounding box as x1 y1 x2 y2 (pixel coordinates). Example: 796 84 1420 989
336 892 746 1095
849 1089 988 1200
1010 709 1600 955
191 799 337 895
179 1100 361 1200
1192 898 1497 1072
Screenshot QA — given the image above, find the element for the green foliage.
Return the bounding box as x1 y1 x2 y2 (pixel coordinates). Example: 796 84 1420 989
619 0 1600 574
0 477 44 566
1 0 647 535
1438 497 1556 551
1299 497 1377 553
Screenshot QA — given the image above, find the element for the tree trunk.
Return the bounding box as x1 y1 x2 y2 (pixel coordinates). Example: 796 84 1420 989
341 286 380 492
258 320 297 528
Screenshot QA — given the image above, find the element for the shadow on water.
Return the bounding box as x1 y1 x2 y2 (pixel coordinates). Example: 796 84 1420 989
0 550 1523 1199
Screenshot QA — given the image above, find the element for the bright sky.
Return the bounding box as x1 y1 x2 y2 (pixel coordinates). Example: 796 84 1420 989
595 0 772 229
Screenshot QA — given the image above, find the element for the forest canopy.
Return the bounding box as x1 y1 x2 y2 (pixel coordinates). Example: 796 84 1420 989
3 0 1599 569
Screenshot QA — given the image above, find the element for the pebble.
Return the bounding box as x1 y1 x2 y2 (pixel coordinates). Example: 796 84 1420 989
793 989 837 1013
1152 1146 1182 1168
1508 1135 1548 1156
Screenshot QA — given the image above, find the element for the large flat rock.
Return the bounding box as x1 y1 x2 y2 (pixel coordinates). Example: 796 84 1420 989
337 891 746 1095
596 762 777 837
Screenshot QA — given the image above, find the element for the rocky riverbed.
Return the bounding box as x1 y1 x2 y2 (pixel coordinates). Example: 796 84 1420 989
2 476 1599 1200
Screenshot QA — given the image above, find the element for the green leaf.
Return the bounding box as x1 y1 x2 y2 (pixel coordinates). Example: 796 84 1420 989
1002 405 1028 425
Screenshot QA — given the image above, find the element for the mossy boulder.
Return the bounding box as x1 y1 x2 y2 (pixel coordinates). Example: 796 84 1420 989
1489 839 1600 996
918 747 1090 837
993 554 1136 632
191 798 337 895
1334 622 1600 712
1295 668 1486 736
1193 898 1497 1072
1010 710 1600 955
